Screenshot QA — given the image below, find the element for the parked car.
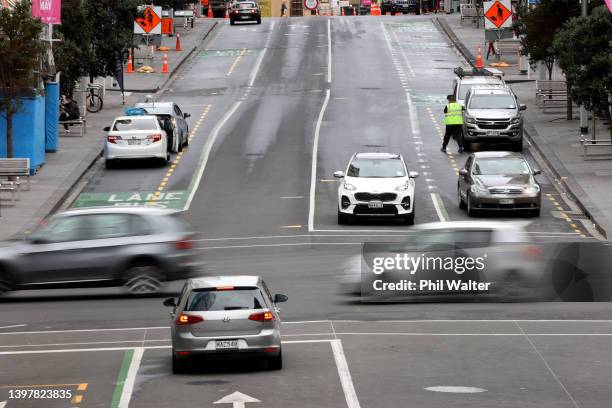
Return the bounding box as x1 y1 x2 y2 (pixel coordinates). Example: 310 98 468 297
0 207 200 296
458 151 541 216
334 152 419 225
381 0 419 14
104 114 170 168
135 102 191 154
164 275 288 373
462 85 527 152
229 1 261 24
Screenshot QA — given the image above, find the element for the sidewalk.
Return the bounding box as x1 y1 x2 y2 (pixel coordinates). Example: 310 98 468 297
435 14 612 239
0 18 217 240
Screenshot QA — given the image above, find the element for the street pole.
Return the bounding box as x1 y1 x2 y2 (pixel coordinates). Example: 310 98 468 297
579 0 589 134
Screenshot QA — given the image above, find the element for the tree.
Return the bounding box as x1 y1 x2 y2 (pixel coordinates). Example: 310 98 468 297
0 1 44 158
152 0 191 11
515 0 580 80
554 6 612 141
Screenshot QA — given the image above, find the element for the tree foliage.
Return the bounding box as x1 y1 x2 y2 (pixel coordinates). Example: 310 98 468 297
0 0 44 158
554 6 612 140
515 0 580 79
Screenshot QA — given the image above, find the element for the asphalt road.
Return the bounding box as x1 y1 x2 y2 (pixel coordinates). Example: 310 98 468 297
1 16 611 408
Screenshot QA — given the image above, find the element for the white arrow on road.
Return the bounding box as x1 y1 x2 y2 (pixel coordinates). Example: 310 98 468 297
0 400 7 408
214 391 260 408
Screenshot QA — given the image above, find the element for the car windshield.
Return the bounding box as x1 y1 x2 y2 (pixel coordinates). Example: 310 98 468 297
458 85 472 101
469 93 516 109
239 2 255 7
347 158 406 178
185 287 266 311
138 106 172 115
472 158 530 175
112 117 158 131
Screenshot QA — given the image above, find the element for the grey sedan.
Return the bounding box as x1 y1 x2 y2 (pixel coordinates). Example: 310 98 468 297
458 151 541 216
164 275 288 373
0 207 200 295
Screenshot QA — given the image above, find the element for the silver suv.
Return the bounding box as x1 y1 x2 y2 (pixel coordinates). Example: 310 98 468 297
462 85 526 152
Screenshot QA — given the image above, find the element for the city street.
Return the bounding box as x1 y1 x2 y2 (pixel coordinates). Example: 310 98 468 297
1 15 612 408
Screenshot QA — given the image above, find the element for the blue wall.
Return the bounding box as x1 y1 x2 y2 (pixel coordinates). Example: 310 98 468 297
0 96 46 174
45 83 60 153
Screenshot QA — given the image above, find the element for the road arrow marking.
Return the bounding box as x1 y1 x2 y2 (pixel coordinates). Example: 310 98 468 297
0 400 7 408
214 391 260 408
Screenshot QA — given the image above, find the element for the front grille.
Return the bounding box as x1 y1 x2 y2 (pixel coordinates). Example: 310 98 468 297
354 204 398 216
354 192 397 202
488 187 523 195
476 119 510 130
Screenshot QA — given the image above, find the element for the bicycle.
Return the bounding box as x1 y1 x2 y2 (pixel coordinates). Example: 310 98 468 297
86 84 104 113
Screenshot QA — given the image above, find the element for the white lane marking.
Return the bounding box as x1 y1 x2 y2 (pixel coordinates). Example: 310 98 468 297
327 19 332 83
0 324 27 330
248 47 267 87
308 89 331 232
280 196 304 199
118 347 144 408
196 242 360 250
331 339 361 408
390 28 415 77
185 101 242 211
426 386 487 393
430 193 448 222
514 321 580 408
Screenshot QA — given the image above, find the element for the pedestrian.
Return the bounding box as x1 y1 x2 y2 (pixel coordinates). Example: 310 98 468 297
441 94 465 153
59 94 80 132
486 40 496 60
281 0 287 17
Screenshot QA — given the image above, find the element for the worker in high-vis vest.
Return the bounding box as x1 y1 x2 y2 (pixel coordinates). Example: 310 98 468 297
441 94 465 153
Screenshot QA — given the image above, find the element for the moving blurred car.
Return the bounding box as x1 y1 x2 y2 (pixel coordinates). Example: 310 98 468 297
458 151 541 216
462 85 526 152
229 1 261 25
0 207 199 295
381 0 419 14
334 152 418 225
104 114 170 168
164 275 288 373
135 102 191 154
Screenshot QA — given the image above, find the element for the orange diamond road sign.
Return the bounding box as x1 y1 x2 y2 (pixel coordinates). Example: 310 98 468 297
134 5 162 34
484 0 512 29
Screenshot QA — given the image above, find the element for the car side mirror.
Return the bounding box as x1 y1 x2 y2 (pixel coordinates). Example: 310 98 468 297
333 171 344 178
163 298 176 307
408 171 419 178
459 168 468 177
274 294 288 303
519 104 527 111
533 169 541 175
183 113 191 119
103 126 111 132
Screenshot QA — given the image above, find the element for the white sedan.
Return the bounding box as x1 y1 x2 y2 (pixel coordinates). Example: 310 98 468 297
104 115 170 169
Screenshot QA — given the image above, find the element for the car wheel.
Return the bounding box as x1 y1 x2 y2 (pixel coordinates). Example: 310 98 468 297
531 208 540 217
512 140 523 152
172 354 188 374
338 211 350 225
0 268 13 296
123 263 163 295
256 18 261 24
105 159 116 169
462 140 471 152
183 130 189 147
230 19 235 25
267 350 282 370
403 212 415 225
458 187 466 209
467 193 477 217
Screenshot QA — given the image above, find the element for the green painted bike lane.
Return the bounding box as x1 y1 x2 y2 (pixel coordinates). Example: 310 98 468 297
71 191 189 210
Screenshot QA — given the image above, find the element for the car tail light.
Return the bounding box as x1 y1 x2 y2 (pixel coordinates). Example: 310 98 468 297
522 245 543 261
176 314 204 325
107 135 122 144
249 311 275 322
175 239 194 250
146 134 162 143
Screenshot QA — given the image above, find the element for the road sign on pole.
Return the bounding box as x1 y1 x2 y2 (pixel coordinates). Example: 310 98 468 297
483 0 512 29
304 0 319 10
134 5 162 35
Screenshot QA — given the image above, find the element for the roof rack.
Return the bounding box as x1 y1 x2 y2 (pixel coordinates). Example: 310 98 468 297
453 67 493 78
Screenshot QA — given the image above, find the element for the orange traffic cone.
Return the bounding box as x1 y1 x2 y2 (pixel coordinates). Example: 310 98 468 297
476 47 484 69
175 33 182 51
341 6 345 15
224 7 229 18
126 49 134 74
162 52 169 74
207 5 213 18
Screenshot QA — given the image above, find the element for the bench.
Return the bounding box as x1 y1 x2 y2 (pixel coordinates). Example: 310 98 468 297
460 5 479 24
580 137 612 157
496 39 521 57
0 158 30 202
59 104 87 137
536 80 567 106
0 180 17 206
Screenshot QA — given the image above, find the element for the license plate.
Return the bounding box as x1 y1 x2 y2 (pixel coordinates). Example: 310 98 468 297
500 198 514 204
127 139 141 145
215 340 238 349
487 131 500 137
368 200 383 209
240 15 249 18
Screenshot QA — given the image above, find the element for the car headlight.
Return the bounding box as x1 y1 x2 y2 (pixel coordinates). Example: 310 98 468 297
395 183 409 191
524 184 540 194
343 182 357 191
465 116 476 124
510 116 521 124
470 184 488 194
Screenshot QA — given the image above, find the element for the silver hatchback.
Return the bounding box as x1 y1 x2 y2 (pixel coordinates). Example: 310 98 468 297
164 275 288 373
